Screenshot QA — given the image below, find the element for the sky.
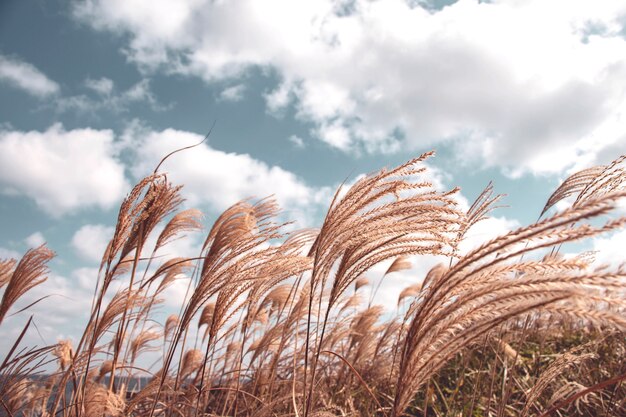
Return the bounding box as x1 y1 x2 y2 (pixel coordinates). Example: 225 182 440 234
1 0 626 355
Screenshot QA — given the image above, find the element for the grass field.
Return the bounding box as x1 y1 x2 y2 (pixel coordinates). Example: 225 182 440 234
1 150 625 417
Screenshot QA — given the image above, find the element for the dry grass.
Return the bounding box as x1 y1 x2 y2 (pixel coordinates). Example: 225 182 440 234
1 150 625 417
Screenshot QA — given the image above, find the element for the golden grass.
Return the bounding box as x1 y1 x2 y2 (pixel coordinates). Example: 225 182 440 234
1 150 625 417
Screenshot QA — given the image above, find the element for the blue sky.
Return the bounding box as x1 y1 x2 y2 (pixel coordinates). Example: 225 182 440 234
1 0 626 352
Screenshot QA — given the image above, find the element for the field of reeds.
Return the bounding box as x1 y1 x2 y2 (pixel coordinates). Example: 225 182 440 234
1 150 625 417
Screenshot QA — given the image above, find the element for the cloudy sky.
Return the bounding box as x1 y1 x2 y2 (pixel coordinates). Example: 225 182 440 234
2 0 626 353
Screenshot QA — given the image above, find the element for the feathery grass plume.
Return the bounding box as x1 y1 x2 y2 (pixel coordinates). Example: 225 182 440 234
240 250 314 354
385 256 412 275
390 191 626 417
349 305 384 345
303 152 463 414
123 258 191 376
53 339 74 370
112 174 183 266
102 174 164 269
541 166 605 216
253 306 270 326
354 276 369 292
369 256 413 307
309 152 461 307
385 256 413 275
126 377 175 414
107 176 184 362
90 177 182 363
0 258 16 289
98 360 114 381
79 286 147 376
521 343 597 417
194 231 312 406
261 284 293 312
180 349 203 380
337 293 362 317
83 382 125 417
419 262 447 293
53 174 185 415
547 381 599 413
0 244 54 324
247 283 311 364
574 154 626 207
254 281 313 402
175 199 283 338
162 199 311 411
0 342 56 412
198 302 215 340
224 341 242 366
154 208 203 251
164 314 179 341
108 253 134 283
5 378 34 415
397 283 422 307
129 330 161 363
453 181 504 254
242 230 316 329
142 257 192 290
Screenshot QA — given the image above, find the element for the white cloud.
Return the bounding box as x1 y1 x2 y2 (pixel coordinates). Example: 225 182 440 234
72 224 115 263
218 84 245 102
0 124 130 216
588 229 626 268
57 78 167 114
25 232 46 248
288 134 305 148
265 81 294 114
72 267 101 291
85 77 114 95
316 120 352 151
124 79 157 103
72 0 626 177
458 216 520 255
0 54 60 97
123 124 330 226
0 247 20 259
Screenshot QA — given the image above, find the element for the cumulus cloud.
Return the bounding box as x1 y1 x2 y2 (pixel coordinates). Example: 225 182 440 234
0 124 130 216
25 232 46 248
85 77 114 95
218 84 246 102
71 224 115 263
72 0 626 176
0 247 20 259
0 120 334 223
0 54 60 97
288 134 305 148
57 78 168 114
588 229 626 268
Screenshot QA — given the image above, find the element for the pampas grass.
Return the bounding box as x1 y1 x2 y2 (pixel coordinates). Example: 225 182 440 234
1 150 625 417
